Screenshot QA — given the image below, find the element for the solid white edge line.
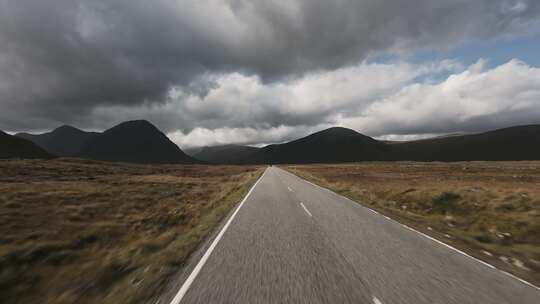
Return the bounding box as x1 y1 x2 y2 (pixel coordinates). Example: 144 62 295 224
279 168 540 291
372 296 383 304
300 202 313 217
169 167 269 304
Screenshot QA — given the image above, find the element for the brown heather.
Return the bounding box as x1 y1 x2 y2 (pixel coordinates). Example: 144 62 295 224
286 161 540 286
0 159 263 304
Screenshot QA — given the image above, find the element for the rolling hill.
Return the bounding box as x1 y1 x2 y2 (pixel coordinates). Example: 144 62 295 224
8 122 540 164
247 127 400 164
16 125 99 157
79 120 197 164
395 124 540 161
0 131 53 159
197 124 540 164
193 144 260 164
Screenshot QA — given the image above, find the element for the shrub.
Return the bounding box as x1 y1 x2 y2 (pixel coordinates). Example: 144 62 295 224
432 192 461 214
474 234 493 243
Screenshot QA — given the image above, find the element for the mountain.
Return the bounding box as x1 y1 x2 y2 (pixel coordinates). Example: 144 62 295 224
183 147 203 157
0 131 53 159
16 125 99 157
9 122 539 164
231 124 540 164
194 144 260 164
79 120 197 164
395 125 540 161
247 127 399 164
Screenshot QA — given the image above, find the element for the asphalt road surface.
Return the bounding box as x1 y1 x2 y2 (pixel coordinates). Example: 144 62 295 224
161 166 540 304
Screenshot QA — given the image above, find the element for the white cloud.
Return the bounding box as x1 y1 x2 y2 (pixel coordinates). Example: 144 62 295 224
340 59 540 136
167 125 328 148
88 58 540 148
170 59 460 129
90 60 444 131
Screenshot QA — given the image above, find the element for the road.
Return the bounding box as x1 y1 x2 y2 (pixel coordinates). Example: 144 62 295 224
161 166 540 304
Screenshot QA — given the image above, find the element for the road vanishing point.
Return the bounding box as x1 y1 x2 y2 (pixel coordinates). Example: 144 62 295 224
159 166 540 304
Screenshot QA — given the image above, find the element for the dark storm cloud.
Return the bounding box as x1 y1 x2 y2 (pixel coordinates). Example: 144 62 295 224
0 0 539 133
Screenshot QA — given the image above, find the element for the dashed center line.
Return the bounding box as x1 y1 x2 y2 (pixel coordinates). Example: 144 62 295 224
372 296 383 304
300 202 312 217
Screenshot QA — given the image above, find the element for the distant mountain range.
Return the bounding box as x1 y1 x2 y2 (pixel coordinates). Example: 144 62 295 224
2 122 539 164
392 125 540 161
190 124 540 164
0 131 52 159
9 120 197 164
193 144 261 164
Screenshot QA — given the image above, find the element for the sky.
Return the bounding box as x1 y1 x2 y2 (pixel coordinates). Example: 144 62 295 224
1 0 540 148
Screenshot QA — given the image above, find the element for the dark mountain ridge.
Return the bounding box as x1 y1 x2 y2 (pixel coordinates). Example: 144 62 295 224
0 131 52 159
16 125 99 157
247 127 401 164
79 120 196 164
396 124 540 161
194 144 260 164
8 122 540 164
199 124 540 164
14 120 197 164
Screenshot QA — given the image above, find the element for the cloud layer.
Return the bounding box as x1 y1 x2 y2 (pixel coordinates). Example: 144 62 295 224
165 59 540 147
1 0 540 146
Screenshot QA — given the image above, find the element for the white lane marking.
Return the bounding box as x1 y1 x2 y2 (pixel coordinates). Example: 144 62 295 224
288 186 293 192
372 296 383 304
169 168 268 304
279 167 540 291
300 202 313 217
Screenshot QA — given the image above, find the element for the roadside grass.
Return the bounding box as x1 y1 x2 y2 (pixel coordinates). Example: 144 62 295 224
285 161 540 286
0 159 263 304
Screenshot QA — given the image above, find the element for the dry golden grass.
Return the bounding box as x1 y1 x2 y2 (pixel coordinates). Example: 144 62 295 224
286 161 540 286
0 159 263 304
